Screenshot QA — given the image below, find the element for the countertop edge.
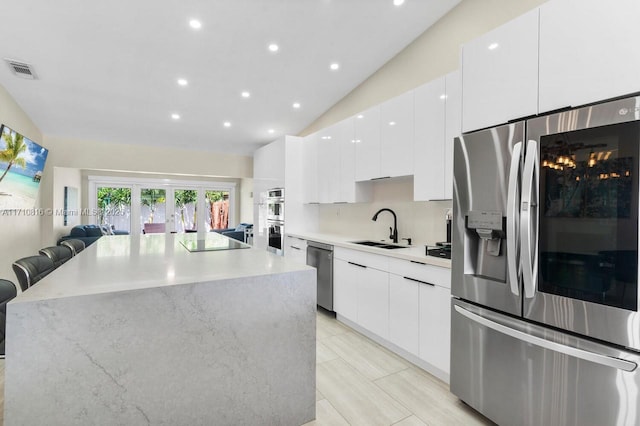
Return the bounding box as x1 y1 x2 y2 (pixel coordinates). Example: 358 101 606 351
286 232 451 269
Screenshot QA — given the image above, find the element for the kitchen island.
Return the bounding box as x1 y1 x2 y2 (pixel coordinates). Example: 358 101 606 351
4 232 317 425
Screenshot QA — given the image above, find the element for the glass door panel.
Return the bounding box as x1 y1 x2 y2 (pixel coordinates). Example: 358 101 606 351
538 122 639 310
96 186 131 233
205 190 230 231
173 189 198 233
140 188 166 234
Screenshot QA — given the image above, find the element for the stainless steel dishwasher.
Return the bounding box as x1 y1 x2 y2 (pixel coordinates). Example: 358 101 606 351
306 241 333 311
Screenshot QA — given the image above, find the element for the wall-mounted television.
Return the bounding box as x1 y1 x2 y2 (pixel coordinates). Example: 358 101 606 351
0 124 49 210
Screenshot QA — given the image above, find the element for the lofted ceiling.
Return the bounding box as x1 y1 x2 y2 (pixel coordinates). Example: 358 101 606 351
0 0 461 156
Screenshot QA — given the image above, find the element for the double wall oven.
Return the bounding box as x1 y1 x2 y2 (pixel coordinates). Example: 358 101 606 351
452 95 640 426
266 188 285 255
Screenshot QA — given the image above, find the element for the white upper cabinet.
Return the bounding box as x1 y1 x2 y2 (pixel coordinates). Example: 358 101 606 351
336 117 372 203
461 8 539 133
354 105 381 181
316 128 339 204
380 91 415 178
539 0 640 113
414 76 446 201
444 70 461 200
302 133 319 204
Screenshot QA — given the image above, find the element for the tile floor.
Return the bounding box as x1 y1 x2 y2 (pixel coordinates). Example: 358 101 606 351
305 309 494 426
0 311 493 426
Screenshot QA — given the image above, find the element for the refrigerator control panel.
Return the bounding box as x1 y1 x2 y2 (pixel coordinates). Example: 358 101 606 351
466 211 504 231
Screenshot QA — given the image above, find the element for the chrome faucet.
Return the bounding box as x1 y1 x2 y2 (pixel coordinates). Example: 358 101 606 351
371 208 398 243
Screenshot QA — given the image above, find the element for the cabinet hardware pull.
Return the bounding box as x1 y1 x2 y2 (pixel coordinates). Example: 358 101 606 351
290 246 300 250
348 261 367 269
403 276 434 286
410 260 426 265
371 176 391 181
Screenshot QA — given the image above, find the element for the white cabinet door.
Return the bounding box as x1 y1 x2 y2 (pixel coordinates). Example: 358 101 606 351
333 258 358 322
316 128 338 204
355 105 381 181
380 91 414 178
302 134 319 204
461 8 539 132
539 0 640 113
389 274 420 356
413 76 446 201
444 70 462 200
284 236 307 264
419 284 451 374
335 117 355 203
357 266 389 340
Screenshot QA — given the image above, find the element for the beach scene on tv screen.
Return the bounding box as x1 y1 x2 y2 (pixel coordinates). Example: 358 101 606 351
0 125 48 210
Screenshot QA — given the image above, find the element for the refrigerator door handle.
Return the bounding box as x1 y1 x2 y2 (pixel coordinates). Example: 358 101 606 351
520 140 538 298
506 142 523 296
454 305 637 372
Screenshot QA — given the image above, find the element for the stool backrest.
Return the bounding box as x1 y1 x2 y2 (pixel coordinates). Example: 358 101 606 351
12 255 55 291
60 239 86 256
39 246 73 268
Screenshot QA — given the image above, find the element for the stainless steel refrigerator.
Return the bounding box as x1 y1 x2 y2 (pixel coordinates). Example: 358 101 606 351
451 95 640 426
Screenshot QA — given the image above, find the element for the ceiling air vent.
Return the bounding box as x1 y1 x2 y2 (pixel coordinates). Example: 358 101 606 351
4 58 37 80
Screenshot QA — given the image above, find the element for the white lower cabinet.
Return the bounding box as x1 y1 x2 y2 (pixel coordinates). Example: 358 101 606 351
389 274 420 356
284 236 307 265
419 283 451 374
357 266 389 340
333 258 358 323
333 247 451 379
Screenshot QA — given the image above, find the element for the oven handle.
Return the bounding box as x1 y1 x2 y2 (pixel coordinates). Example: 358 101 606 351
454 305 637 372
506 142 523 296
520 140 538 299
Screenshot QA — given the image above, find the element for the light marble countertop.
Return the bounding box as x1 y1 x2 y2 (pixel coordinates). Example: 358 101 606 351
14 232 314 303
286 231 451 269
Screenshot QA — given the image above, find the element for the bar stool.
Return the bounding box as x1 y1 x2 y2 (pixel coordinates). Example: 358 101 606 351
60 239 86 256
0 279 17 357
12 255 55 292
39 245 73 268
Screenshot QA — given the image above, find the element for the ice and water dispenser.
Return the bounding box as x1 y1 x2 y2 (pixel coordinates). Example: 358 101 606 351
464 210 507 282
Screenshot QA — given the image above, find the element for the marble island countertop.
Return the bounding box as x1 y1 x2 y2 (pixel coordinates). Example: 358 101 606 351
287 231 452 269
5 231 317 425
15 232 314 303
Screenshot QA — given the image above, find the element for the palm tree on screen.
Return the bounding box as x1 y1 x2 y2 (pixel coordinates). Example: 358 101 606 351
0 131 27 183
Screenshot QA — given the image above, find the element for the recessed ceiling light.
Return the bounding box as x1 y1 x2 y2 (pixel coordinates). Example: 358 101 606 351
177 78 188 86
293 102 301 109
241 91 251 98
439 94 447 100
268 43 279 52
393 0 405 6
189 19 202 29
330 63 340 71
357 114 364 119
171 113 180 120
268 129 275 134
488 42 499 50
223 121 231 128
389 121 396 126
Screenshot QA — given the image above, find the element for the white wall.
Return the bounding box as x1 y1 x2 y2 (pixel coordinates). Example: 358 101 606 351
0 85 45 283
317 178 451 247
52 167 82 241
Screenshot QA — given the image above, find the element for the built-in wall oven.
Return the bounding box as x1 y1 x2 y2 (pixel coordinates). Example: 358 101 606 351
265 188 285 255
266 188 285 222
266 219 284 256
451 94 640 426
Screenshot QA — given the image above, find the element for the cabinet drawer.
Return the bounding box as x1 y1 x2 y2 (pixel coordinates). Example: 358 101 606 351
387 257 450 289
334 247 389 271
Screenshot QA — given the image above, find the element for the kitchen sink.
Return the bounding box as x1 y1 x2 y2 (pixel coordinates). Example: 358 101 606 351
349 240 407 250
350 240 386 247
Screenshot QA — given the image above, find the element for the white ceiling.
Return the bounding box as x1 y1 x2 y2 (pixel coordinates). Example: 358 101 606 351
0 0 460 156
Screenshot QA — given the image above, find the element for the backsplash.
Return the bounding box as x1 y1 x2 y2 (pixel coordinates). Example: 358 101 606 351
317 177 452 246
